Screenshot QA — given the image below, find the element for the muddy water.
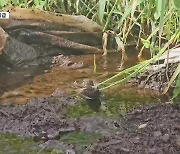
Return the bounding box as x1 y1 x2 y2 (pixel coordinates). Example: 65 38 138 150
0 63 50 96
0 47 157 105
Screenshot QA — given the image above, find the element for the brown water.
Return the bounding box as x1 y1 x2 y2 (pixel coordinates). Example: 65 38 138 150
0 47 157 104
0 63 49 96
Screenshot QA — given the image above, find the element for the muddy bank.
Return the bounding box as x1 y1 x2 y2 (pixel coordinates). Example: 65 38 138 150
0 91 120 153
0 93 76 140
0 93 118 139
90 103 180 154
1 90 180 153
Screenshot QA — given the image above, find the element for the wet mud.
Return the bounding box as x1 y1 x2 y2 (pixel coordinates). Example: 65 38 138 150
91 103 180 154
1 90 180 154
0 91 119 153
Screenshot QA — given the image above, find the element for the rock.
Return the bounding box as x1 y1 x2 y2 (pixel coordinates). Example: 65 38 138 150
130 137 140 144
0 7 103 67
138 123 147 129
176 136 180 147
121 147 130 152
161 134 170 142
158 47 180 64
153 131 162 137
66 149 76 154
148 148 157 154
52 55 84 69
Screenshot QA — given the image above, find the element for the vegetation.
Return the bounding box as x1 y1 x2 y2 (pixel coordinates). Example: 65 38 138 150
0 133 53 153
67 94 158 118
61 132 101 145
0 0 179 98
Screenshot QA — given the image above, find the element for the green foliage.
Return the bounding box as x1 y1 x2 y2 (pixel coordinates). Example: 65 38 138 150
61 132 101 145
163 63 180 94
0 0 8 8
141 38 150 48
1 0 179 44
173 0 180 10
97 31 179 90
98 0 107 24
0 133 52 153
173 70 180 99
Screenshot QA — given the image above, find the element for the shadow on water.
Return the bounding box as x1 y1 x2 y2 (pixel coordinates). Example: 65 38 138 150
85 99 101 112
67 87 161 118
0 62 50 96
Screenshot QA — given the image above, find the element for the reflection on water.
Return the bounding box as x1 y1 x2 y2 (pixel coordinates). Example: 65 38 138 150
0 47 152 105
0 64 49 96
85 99 101 112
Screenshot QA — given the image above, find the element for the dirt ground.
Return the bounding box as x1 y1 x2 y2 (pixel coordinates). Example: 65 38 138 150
90 103 180 154
0 88 180 153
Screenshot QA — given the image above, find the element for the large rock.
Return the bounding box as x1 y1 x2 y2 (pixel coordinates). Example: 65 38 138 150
0 7 103 66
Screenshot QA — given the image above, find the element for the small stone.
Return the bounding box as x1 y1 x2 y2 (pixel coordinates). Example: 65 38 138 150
24 74 31 77
66 149 75 154
165 101 173 104
130 137 140 144
148 148 156 154
161 134 170 142
121 148 130 152
133 109 142 115
153 131 162 137
138 123 147 129
174 125 180 132
176 136 180 147
144 117 151 122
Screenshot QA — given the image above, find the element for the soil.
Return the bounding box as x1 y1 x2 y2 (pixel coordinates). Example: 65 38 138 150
0 92 77 140
0 91 117 153
90 103 180 154
1 89 180 154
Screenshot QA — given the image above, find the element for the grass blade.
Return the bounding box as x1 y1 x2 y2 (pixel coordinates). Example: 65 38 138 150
98 0 107 24
163 62 180 94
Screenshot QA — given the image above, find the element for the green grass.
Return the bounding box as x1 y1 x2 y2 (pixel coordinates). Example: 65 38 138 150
67 92 159 118
60 132 101 145
0 133 52 154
